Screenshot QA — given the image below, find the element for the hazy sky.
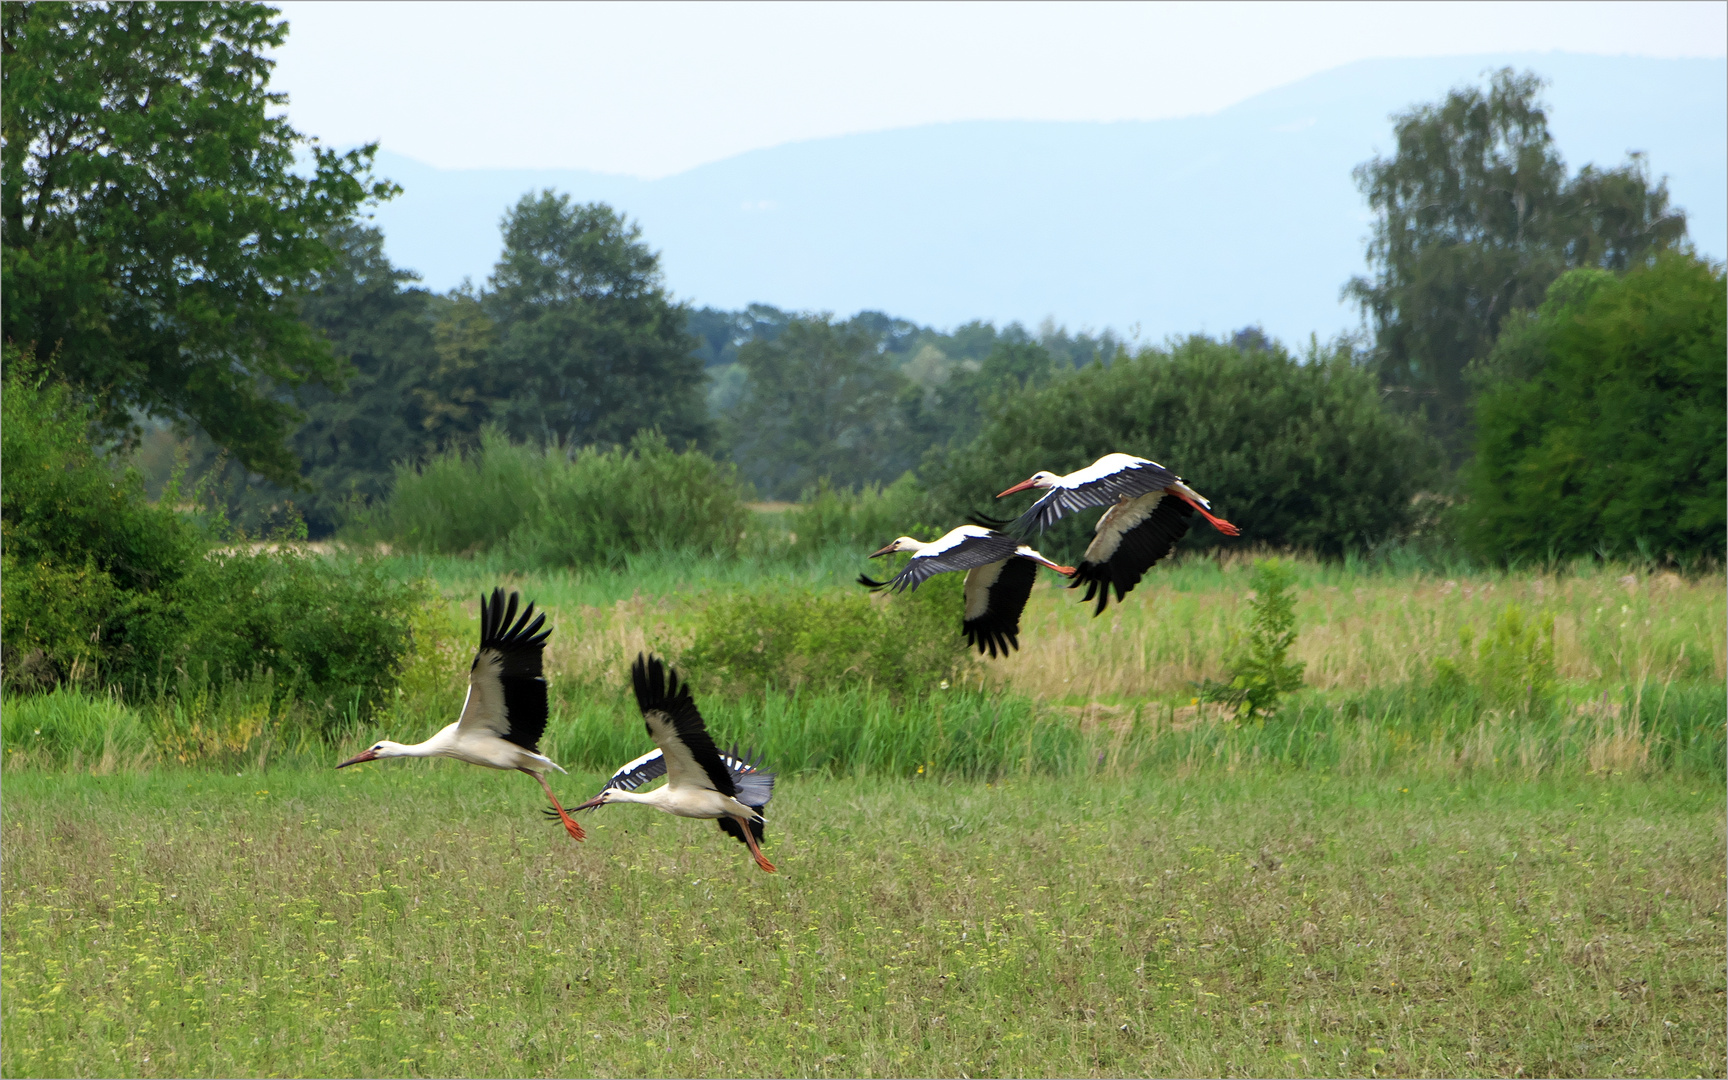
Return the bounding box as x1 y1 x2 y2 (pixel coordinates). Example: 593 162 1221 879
271 1 1726 179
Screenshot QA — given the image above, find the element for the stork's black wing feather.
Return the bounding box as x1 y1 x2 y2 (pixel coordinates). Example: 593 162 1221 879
1069 496 1193 615
962 556 1038 658
469 588 553 751
632 654 736 798
880 532 1022 593
477 587 550 677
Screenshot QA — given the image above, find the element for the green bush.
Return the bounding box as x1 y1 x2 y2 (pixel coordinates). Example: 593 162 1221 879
117 553 429 725
1 358 426 728
923 335 1439 559
1463 254 1726 564
786 474 937 552
365 427 749 568
679 573 973 698
2 355 203 687
1433 603 1556 717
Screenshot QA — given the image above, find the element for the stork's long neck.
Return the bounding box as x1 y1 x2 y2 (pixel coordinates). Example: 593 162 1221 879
397 723 460 758
607 787 673 810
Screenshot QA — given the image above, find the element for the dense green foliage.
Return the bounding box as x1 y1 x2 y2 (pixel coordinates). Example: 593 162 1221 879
679 573 972 698
0 362 422 716
1 1 393 483
486 192 708 449
927 335 1438 558
712 309 1109 496
727 316 912 497
1462 254 1726 564
2 357 205 686
1348 69 1688 453
785 475 937 551
364 427 749 568
284 225 447 533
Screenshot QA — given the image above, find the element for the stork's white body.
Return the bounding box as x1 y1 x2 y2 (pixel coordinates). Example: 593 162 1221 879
863 525 1074 657
576 655 778 872
597 783 759 822
338 590 586 841
359 718 566 774
996 453 1239 615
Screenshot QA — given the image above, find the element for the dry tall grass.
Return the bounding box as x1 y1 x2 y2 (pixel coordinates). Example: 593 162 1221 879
425 558 1725 706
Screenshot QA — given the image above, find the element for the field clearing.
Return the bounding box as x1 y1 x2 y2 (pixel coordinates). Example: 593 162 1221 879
4 554 1722 1077
3 770 1722 1078
405 554 1725 704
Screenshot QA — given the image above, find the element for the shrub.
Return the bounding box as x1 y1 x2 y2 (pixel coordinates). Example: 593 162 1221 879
1462 254 1726 564
680 573 973 698
1202 558 1306 717
117 553 430 727
1433 603 1556 717
786 474 937 552
1 357 427 729
923 335 1439 559
365 427 749 568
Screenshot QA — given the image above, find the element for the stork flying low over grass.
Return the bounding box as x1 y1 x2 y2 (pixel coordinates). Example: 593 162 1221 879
860 524 1075 657
998 453 1240 615
567 655 777 873
337 589 586 842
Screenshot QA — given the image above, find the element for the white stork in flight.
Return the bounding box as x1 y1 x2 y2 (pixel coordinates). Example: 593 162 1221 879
337 589 586 842
859 524 1075 657
566 655 777 873
997 453 1240 615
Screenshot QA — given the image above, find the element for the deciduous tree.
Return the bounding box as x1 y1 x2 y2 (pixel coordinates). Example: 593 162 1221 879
484 192 707 450
1 1 393 482
1346 69 1687 455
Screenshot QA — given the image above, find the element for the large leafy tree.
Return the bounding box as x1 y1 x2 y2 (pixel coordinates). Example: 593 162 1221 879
286 225 441 534
1 1 392 484
728 317 916 499
1462 254 1725 564
1346 69 1687 455
484 191 707 449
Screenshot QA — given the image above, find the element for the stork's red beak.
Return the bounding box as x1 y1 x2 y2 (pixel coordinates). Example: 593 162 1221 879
335 748 378 769
868 542 898 558
997 477 1040 498
570 794 608 812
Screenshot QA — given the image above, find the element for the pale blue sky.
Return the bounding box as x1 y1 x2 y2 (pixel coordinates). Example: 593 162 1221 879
270 1 1726 178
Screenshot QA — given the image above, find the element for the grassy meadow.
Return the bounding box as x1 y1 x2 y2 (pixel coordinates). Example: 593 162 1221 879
4 547 1725 1077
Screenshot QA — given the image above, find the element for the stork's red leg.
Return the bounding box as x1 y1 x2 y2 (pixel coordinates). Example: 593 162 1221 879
524 769 585 841
1171 489 1240 536
734 815 776 873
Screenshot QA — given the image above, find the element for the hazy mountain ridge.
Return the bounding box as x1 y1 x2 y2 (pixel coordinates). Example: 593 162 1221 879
369 53 1725 344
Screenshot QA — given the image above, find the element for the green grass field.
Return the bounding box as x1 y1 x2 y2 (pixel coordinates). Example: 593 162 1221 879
4 553 1724 1077
4 769 1722 1078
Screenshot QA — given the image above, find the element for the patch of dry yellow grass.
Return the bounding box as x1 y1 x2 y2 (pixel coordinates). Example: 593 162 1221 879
423 559 1724 706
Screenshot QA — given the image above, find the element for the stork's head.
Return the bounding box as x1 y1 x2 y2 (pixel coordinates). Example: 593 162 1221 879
336 740 408 768
869 536 921 558
570 787 621 812
997 470 1061 497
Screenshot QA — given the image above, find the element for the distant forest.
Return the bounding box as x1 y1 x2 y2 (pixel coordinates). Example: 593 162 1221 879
7 0 1718 565
135 202 1145 535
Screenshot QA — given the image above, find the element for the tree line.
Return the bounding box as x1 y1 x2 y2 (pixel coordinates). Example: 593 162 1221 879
4 2 1721 565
